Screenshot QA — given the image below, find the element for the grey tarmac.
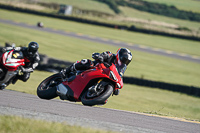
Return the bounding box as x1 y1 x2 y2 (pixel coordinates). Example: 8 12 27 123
0 89 199 133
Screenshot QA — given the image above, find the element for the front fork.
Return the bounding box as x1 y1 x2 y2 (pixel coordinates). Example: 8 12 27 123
88 78 103 94
89 78 119 96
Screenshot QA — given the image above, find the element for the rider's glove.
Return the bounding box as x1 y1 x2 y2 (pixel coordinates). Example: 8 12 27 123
14 47 21 51
92 53 103 62
1 47 19 53
1 48 7 53
60 69 66 77
19 66 33 73
60 69 66 79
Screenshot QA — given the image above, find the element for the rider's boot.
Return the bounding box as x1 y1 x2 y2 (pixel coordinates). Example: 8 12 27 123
0 83 6 90
60 60 92 79
12 77 18 84
0 68 3 73
113 89 120 95
0 68 4 78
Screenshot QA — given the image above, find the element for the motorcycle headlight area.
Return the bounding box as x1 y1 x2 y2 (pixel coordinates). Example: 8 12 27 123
116 83 121 89
109 71 117 81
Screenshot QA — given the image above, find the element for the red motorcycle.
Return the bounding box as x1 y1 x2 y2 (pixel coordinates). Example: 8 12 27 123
37 62 124 106
0 49 25 89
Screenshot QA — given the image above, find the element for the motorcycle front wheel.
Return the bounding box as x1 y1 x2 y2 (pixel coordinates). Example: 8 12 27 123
37 73 62 100
81 84 113 106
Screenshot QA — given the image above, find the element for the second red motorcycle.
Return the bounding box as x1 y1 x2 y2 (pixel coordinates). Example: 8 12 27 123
0 49 25 89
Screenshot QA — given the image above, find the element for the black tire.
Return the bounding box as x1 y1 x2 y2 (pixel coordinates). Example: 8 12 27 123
81 84 113 106
37 73 62 100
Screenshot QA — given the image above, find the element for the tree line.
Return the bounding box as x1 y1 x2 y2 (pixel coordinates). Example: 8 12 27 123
96 0 200 22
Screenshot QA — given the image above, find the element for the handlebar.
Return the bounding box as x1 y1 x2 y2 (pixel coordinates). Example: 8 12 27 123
103 62 111 68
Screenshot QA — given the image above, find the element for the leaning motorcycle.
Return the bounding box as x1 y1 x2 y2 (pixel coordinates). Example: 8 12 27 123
0 49 25 89
37 62 124 106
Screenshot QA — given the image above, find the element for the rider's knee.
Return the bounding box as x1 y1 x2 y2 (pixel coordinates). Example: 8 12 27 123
75 59 93 70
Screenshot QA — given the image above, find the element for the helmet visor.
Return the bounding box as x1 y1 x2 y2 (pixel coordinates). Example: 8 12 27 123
115 63 127 77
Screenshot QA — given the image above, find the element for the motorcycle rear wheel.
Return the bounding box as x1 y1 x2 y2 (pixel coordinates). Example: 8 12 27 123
81 84 113 106
37 73 62 100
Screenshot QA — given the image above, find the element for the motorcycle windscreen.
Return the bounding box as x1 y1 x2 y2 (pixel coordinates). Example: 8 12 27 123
12 51 24 59
115 64 127 77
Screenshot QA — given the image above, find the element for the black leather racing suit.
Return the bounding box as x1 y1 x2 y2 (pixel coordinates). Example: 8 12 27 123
63 51 116 75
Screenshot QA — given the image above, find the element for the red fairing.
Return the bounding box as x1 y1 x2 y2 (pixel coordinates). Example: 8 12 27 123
109 64 123 89
62 63 123 100
1 50 25 71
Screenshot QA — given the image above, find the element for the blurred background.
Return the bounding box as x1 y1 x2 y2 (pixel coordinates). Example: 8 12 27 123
0 0 200 122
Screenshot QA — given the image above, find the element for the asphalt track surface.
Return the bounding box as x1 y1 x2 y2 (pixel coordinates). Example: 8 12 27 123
0 89 200 133
0 18 200 64
1 18 200 132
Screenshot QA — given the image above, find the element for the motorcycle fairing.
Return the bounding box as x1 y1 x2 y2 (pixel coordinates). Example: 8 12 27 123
62 63 123 100
57 83 75 101
2 50 25 70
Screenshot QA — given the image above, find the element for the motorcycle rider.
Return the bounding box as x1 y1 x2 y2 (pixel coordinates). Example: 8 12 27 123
0 42 40 84
60 48 132 95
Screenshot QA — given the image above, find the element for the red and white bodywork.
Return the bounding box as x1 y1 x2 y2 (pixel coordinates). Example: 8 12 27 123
0 50 25 88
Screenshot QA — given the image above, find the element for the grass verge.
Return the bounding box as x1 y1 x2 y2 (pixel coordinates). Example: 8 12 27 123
0 115 113 133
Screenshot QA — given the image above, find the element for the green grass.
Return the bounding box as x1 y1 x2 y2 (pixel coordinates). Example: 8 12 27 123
1 0 200 40
1 22 200 87
3 0 200 14
143 0 200 13
0 115 113 133
0 0 115 14
42 0 115 14
104 84 200 121
7 71 52 95
0 9 200 57
2 0 200 31
119 6 200 30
